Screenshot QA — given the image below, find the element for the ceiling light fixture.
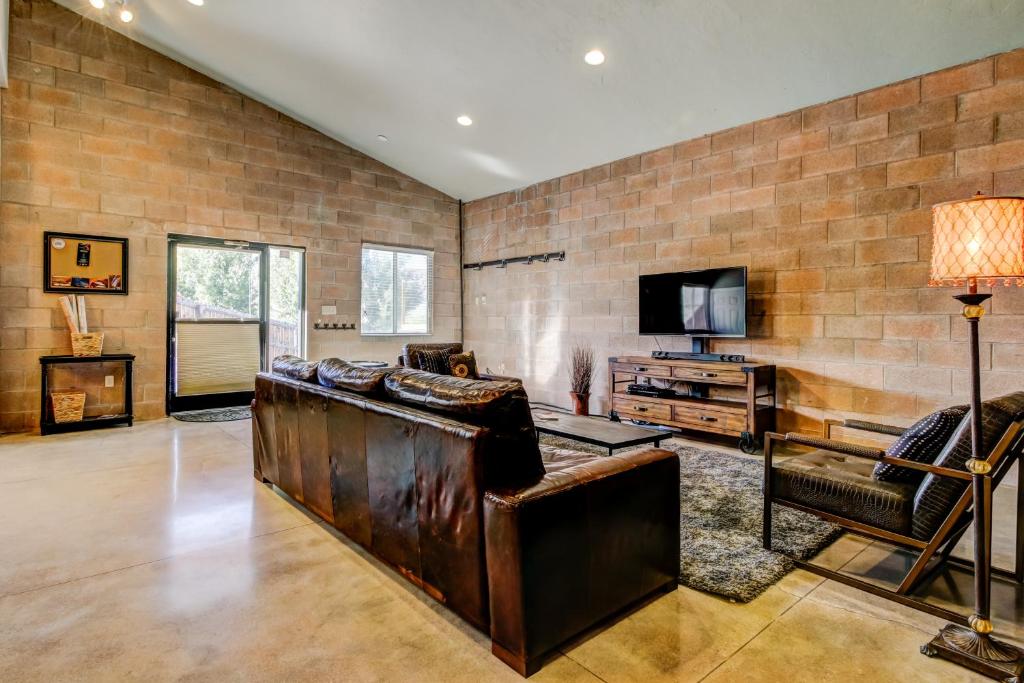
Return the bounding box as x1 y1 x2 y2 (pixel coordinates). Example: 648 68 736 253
456 115 473 127
584 49 605 66
377 134 388 142
187 0 205 5
119 2 134 22
89 0 105 8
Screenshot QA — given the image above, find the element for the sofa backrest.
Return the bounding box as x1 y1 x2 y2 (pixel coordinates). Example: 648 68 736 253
911 391 1024 540
383 368 544 488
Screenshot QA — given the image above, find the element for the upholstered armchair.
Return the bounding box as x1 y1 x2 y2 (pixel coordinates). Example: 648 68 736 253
398 343 518 383
763 392 1024 617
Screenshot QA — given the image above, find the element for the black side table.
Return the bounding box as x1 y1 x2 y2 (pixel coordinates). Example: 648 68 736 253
39 354 135 435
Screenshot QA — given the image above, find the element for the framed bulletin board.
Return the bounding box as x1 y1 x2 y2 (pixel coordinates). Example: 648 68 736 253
44 232 129 295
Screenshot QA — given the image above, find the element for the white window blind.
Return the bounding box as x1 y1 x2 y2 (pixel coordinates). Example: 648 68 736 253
360 244 433 335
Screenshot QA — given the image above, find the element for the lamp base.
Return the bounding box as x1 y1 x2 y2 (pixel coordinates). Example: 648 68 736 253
922 624 1024 682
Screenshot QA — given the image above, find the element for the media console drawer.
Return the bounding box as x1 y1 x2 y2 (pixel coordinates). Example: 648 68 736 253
672 404 746 433
671 365 746 385
610 362 671 378
611 397 672 421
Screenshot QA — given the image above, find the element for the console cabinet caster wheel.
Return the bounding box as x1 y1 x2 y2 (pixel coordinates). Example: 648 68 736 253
738 433 759 454
919 644 937 657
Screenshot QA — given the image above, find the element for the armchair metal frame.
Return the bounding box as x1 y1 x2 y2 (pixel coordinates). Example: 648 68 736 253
763 415 1024 625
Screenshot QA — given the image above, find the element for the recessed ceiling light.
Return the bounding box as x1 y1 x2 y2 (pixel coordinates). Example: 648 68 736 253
187 0 205 5
119 7 134 22
89 0 105 8
456 115 473 126
584 49 605 66
377 134 388 142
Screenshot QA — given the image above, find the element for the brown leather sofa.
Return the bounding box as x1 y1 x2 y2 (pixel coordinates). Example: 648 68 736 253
252 356 680 676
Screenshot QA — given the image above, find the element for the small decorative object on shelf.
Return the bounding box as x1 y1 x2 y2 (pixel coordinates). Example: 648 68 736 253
919 193 1024 681
71 332 104 357
39 354 135 436
569 343 595 416
58 294 105 356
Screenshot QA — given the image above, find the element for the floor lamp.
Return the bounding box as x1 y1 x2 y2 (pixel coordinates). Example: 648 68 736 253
921 193 1024 682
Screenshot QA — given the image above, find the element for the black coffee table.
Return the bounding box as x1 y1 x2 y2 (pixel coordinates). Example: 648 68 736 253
533 410 669 456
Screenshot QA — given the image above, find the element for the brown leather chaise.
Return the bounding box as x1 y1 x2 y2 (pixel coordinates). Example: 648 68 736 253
253 356 680 676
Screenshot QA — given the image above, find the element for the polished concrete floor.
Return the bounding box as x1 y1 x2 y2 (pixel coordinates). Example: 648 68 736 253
0 418 1020 682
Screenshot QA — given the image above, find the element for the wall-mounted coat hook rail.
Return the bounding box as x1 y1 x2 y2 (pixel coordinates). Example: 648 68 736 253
314 321 357 330
463 251 565 271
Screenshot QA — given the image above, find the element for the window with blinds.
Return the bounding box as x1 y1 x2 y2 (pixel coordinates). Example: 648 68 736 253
360 244 433 335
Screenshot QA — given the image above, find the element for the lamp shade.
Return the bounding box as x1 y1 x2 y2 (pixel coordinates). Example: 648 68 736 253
930 195 1024 287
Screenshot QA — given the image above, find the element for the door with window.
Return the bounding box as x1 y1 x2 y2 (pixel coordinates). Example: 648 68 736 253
167 236 305 413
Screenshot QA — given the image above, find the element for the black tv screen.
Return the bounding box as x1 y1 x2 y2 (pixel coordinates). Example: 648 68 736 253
639 266 747 337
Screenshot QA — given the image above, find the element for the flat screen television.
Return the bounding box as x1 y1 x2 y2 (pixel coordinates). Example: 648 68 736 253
639 266 747 337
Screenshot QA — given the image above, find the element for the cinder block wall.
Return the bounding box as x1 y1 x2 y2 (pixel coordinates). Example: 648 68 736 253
463 48 1024 432
0 0 461 432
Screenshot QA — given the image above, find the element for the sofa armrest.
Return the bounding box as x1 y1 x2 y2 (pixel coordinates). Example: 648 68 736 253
484 448 679 676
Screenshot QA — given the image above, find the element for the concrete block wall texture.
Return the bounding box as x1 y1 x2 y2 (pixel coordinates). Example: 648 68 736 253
0 0 461 432
462 47 1024 433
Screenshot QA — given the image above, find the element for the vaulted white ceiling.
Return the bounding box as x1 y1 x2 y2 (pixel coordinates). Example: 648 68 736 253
55 0 1024 200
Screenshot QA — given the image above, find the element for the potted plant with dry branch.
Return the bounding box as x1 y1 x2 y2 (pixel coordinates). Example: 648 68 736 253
569 343 595 416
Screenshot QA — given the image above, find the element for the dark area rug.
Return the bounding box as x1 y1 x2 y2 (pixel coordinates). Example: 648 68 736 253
539 434 842 602
171 407 251 423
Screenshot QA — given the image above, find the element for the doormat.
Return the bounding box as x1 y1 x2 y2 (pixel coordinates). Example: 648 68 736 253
171 407 251 423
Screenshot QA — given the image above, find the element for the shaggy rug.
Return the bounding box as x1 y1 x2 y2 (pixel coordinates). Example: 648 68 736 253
171 407 252 423
539 434 842 602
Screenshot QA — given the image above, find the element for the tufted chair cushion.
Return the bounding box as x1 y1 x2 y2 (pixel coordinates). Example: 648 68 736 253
772 450 917 535
911 392 1024 540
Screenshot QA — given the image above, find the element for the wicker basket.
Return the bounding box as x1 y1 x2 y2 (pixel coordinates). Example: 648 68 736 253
51 390 86 423
71 332 104 357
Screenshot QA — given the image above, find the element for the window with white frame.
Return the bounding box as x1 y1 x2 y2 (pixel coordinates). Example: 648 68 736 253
360 244 433 335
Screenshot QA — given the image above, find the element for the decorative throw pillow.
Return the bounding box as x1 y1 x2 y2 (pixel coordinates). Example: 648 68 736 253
418 348 452 375
448 351 479 379
872 405 968 484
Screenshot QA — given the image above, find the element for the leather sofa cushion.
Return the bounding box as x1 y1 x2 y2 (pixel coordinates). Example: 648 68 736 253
773 450 917 535
317 358 393 395
384 368 543 487
385 368 526 418
912 392 1024 540
873 405 967 485
272 354 319 382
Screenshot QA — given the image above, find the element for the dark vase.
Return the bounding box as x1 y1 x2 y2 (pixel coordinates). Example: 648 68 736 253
570 392 589 416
